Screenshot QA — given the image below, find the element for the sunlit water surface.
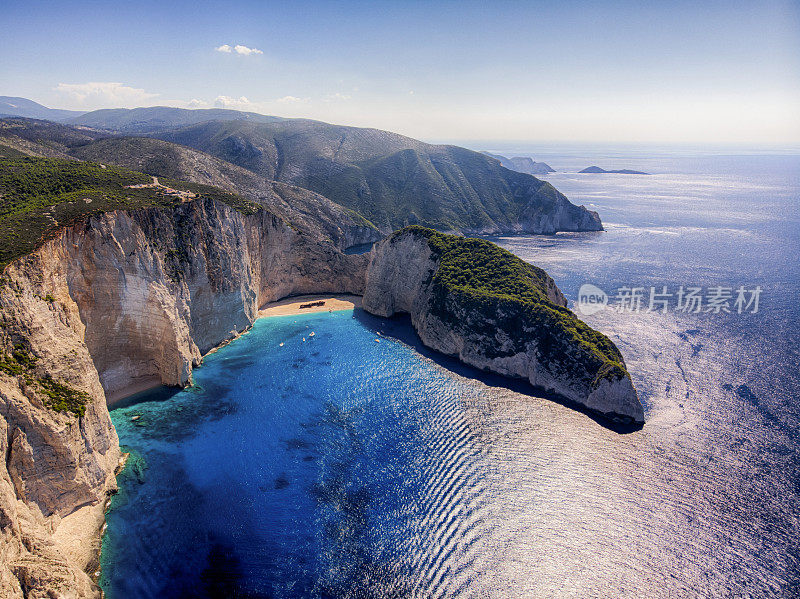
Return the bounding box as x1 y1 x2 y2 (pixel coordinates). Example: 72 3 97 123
101 150 799 598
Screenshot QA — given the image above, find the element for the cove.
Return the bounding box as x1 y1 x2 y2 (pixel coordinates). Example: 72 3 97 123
99 309 492 598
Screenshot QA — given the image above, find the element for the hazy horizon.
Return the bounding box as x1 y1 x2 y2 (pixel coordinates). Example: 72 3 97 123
3 0 799 144
3 95 799 153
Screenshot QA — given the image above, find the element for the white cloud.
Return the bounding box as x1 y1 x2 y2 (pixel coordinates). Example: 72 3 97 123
214 95 256 109
234 44 263 55
186 98 209 108
215 44 263 56
322 92 351 102
276 95 311 105
54 82 159 107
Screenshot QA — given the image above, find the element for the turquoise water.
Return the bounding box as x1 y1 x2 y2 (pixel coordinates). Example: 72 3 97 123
101 310 495 598
102 151 800 597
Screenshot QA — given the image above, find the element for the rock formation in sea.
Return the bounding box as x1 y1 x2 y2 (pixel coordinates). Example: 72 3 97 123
362 227 644 424
580 166 650 175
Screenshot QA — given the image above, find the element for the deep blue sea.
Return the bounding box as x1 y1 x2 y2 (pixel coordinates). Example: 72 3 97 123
101 147 800 598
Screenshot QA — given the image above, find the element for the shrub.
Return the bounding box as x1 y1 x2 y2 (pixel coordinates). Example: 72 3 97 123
0 344 88 417
398 226 630 386
0 156 261 269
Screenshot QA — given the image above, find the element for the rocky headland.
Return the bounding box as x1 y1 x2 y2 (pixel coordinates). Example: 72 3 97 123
482 152 556 175
363 227 643 424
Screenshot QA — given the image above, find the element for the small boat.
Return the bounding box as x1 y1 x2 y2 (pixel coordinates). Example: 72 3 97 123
309 332 315 337
279 342 284 347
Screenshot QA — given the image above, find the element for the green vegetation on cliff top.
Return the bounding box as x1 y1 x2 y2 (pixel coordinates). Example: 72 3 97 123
1 116 598 239
398 226 628 385
0 152 261 269
0 345 89 417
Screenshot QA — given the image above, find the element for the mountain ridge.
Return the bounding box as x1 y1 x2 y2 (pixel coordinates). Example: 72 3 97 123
146 118 601 234
1 108 603 236
0 96 85 122
68 106 294 133
0 120 381 250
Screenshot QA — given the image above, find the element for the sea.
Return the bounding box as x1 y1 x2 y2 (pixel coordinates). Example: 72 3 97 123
100 145 800 598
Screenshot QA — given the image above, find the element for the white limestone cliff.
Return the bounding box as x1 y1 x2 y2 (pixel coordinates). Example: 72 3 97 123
362 229 644 424
0 198 367 597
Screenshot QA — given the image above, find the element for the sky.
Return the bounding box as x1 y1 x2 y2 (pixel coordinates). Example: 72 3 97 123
2 0 799 144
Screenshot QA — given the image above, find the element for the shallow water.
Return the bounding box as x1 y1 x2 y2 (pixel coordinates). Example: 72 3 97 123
102 150 800 598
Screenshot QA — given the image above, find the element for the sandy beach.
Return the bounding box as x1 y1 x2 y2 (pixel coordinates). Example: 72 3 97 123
106 377 164 407
107 295 363 406
258 294 362 318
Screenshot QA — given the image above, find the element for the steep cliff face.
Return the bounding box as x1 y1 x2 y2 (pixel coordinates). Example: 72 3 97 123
0 197 367 596
52 199 366 397
0 251 122 597
515 180 602 234
67 136 383 251
362 228 644 424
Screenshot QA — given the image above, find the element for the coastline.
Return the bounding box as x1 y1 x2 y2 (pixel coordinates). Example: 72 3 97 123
96 293 365 590
257 294 362 318
106 377 164 407
105 295 365 408
52 452 128 593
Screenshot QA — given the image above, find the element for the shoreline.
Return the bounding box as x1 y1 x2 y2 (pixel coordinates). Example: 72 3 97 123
105 294 364 407
96 293 366 585
105 377 163 407
257 294 362 318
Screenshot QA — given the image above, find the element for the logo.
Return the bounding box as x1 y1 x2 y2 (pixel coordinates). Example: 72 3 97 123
577 283 608 315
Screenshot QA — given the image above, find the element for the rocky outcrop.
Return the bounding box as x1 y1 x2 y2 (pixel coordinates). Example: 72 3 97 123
0 197 368 596
516 181 602 233
362 228 644 424
482 152 556 175
580 166 650 175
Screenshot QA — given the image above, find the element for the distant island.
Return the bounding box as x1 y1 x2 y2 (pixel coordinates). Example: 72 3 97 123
482 152 556 175
580 166 650 175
